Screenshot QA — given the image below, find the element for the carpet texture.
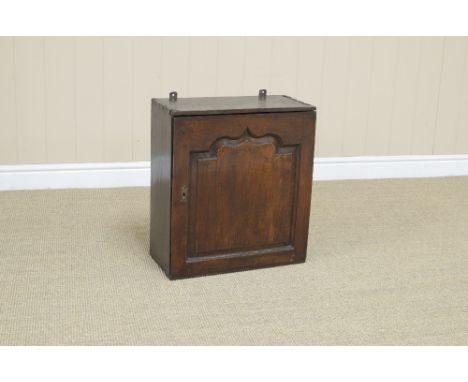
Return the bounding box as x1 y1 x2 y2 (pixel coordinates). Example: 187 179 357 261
0 177 467 345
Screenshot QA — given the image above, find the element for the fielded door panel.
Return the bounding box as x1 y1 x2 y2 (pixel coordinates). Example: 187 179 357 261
171 111 315 278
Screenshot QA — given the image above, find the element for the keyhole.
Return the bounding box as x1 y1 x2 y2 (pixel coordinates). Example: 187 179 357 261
181 186 188 202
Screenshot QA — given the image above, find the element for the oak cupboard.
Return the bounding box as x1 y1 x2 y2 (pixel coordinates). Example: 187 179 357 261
150 91 316 279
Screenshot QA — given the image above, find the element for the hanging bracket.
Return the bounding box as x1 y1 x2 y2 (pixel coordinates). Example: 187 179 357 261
169 91 178 102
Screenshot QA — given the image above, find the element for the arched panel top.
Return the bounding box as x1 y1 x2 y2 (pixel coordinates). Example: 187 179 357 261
207 128 284 159
187 127 299 257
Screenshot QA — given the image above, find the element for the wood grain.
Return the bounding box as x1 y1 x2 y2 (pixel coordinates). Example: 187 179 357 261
155 94 314 116
189 131 296 256
149 100 172 275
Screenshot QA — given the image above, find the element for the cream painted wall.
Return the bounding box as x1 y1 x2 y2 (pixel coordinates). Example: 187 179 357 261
1 36 468 165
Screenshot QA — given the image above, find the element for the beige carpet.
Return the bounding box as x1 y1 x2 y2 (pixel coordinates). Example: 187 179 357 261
0 177 467 345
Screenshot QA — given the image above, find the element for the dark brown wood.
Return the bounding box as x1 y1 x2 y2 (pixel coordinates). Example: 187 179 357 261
154 94 315 116
188 132 295 256
150 95 316 279
149 100 172 274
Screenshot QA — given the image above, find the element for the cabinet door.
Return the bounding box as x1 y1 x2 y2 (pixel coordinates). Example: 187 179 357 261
171 111 316 278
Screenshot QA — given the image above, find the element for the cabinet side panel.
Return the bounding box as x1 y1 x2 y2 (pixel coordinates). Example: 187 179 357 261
150 101 172 275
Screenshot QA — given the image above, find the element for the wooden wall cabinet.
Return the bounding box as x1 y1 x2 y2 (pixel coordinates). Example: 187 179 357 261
150 92 316 279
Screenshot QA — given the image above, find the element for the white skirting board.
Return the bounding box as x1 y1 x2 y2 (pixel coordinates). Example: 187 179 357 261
0 155 468 191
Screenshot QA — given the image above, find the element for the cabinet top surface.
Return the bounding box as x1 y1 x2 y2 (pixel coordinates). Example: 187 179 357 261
153 95 315 116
